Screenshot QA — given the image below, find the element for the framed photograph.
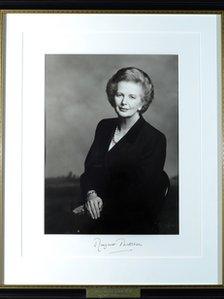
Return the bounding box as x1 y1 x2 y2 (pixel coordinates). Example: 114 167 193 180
0 1 223 298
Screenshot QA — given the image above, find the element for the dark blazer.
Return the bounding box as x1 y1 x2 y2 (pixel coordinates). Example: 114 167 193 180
80 116 167 234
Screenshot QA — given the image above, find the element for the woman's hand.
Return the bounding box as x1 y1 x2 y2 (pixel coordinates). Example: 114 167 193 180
85 191 103 220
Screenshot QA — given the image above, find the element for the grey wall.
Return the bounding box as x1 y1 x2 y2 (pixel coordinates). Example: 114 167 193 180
45 55 178 178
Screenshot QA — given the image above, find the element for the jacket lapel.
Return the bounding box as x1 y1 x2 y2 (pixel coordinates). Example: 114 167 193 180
107 116 145 154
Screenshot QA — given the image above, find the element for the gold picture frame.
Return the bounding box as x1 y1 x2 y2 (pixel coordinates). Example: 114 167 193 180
0 5 223 298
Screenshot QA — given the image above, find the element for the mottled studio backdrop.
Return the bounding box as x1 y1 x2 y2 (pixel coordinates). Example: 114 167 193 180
45 55 178 179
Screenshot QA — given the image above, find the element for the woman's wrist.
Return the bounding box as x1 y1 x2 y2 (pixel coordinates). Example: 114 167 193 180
87 190 97 200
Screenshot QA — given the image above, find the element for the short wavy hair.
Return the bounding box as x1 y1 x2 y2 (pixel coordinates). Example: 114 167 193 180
106 67 154 114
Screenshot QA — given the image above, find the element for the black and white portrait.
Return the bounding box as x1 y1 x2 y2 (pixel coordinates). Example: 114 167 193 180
45 55 178 235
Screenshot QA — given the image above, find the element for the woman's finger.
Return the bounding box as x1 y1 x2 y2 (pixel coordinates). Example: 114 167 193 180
87 201 94 219
98 198 103 212
92 199 100 218
89 200 98 219
93 200 100 218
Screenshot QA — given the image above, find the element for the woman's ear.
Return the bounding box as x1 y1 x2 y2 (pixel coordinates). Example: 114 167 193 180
138 105 143 112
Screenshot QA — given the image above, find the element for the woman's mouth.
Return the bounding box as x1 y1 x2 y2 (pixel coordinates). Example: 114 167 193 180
119 107 129 112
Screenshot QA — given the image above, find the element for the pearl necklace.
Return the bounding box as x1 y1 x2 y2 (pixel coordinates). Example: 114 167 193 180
112 126 125 144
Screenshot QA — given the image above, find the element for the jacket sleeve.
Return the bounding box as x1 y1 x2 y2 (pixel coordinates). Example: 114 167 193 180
120 133 167 216
80 120 106 203
137 133 167 192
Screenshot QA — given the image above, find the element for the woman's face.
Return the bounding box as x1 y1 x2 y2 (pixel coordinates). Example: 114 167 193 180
114 81 143 119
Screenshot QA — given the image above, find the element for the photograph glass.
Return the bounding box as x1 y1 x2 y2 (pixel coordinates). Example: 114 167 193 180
3 13 221 285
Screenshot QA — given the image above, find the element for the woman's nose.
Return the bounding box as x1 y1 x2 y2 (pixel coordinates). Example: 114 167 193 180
121 96 128 105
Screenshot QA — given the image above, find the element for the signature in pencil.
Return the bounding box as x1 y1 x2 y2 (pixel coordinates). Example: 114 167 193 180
93 238 143 254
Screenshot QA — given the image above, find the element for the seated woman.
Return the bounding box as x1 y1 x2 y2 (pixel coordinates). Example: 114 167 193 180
79 67 168 234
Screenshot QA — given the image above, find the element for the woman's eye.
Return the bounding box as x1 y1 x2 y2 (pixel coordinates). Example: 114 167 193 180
116 93 122 97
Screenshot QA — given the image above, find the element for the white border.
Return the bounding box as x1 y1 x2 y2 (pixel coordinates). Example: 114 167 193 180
4 13 222 285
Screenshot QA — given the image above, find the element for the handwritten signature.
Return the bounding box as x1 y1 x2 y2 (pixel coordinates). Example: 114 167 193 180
93 238 143 254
